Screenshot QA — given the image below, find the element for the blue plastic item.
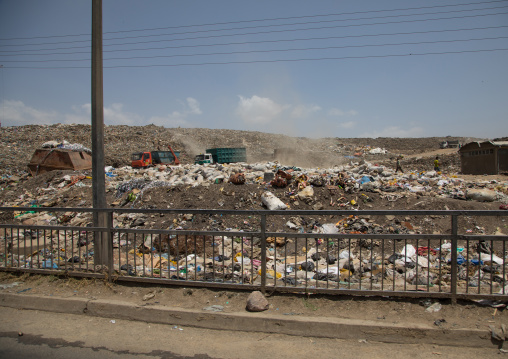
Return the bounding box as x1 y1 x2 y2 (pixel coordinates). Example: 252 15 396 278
448 255 466 265
42 260 58 269
358 176 372 185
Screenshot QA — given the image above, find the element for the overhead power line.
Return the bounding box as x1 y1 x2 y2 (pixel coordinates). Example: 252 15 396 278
0 0 505 41
2 36 507 63
99 11 508 47
1 11 508 54
4 48 508 69
101 4 508 42
102 0 508 35
1 25 507 57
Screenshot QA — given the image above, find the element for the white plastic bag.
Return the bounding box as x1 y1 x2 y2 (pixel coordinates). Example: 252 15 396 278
261 192 287 210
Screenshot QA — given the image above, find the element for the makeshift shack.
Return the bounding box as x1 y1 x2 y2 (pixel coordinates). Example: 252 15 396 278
28 148 92 176
459 141 508 175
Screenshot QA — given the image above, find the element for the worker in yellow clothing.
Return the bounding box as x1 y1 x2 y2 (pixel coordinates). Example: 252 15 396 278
434 156 440 172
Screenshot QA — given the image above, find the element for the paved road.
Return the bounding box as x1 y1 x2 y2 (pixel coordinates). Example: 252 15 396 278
0 307 499 359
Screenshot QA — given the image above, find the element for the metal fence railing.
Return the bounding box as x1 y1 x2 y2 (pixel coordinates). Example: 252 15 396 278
1 207 507 302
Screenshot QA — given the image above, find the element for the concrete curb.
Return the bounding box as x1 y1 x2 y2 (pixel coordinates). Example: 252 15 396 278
0 293 492 347
0 293 88 315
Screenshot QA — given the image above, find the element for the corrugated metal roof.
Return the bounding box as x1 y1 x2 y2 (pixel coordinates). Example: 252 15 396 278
460 141 508 149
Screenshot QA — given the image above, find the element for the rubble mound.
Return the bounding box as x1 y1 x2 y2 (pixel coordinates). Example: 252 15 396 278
0 124 483 177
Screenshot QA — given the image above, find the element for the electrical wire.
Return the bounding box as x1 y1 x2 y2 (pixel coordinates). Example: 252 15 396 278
101 11 508 47
1 3 507 48
101 4 508 42
102 0 508 35
1 0 505 41
2 36 507 63
4 48 507 69
1 18 508 56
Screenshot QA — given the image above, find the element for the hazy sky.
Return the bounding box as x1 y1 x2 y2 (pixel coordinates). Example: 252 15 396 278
1 0 507 138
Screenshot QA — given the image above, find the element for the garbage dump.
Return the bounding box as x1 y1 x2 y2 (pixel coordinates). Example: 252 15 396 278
2 151 507 299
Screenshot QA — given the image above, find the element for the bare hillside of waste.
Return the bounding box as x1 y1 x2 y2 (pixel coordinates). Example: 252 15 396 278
0 124 484 176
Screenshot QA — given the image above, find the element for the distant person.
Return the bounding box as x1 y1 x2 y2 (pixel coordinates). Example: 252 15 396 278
395 155 403 173
434 156 440 172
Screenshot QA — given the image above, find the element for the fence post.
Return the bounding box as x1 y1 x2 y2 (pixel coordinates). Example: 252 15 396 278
107 210 113 282
260 213 267 295
450 215 458 305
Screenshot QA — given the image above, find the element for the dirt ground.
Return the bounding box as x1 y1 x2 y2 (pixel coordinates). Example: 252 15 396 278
0 271 506 334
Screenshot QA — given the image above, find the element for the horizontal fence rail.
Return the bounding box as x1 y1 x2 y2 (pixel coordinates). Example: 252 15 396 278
1 207 507 302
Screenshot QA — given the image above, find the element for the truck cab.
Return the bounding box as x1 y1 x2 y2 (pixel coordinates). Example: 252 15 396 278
131 152 152 168
194 153 213 165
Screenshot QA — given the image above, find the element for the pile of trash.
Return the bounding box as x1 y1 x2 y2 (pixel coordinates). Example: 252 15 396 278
42 140 92 154
102 159 508 208
2 156 507 297
104 222 507 296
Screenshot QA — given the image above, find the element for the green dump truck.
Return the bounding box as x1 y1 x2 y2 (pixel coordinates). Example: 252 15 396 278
194 147 246 164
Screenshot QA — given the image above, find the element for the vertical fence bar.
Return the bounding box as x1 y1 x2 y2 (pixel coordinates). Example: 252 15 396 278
185 234 190 281
381 237 385 291
326 237 330 289
294 237 298 288
358 238 362 290
133 233 137 276
504 240 506 295
57 230 61 269
314 238 319 288
438 237 442 293
260 214 267 294
36 229 40 269
305 237 308 288
2 228 5 267
274 241 277 288
336 239 340 289
211 234 215 282
392 238 396 291
348 238 352 290
477 240 481 295
23 228 27 269
150 233 154 278
490 238 494 294
426 238 430 292
465 238 470 294
451 215 458 305
83 231 88 272
403 237 407 292
415 238 419 292
370 239 373 291
106 211 114 281
49 230 54 270
284 236 288 288
142 234 146 277
78 231 83 271
193 234 197 281
221 234 225 282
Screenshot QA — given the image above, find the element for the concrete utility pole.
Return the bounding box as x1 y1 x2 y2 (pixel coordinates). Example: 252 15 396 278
91 0 111 267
